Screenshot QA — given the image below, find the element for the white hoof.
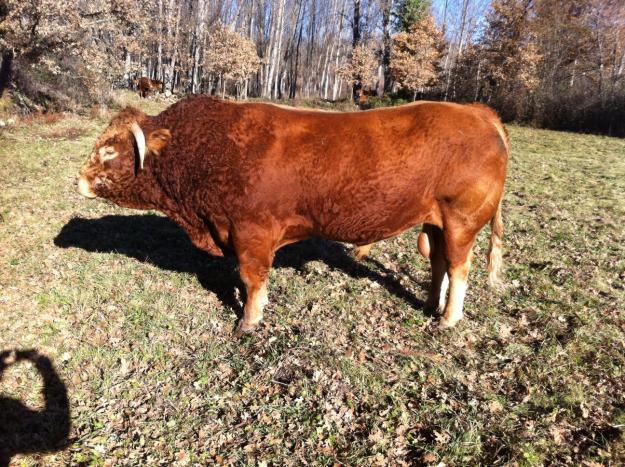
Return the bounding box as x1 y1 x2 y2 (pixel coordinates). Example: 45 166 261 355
439 314 463 329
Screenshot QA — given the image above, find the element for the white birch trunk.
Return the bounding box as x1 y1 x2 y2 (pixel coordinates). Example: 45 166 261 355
332 43 343 101
321 41 335 99
271 0 286 99
168 2 181 93
157 0 163 81
265 0 282 97
191 0 207 94
124 50 131 81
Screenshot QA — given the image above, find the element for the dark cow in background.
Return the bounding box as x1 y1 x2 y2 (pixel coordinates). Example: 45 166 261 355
133 77 164 98
77 96 508 336
356 87 376 109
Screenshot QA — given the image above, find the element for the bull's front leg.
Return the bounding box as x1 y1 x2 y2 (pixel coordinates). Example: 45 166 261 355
439 227 477 328
440 253 472 328
233 231 276 337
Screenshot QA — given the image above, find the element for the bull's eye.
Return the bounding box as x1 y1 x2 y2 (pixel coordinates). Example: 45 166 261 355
99 146 119 163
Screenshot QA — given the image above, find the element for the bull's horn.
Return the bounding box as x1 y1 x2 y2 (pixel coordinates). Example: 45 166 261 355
130 122 146 169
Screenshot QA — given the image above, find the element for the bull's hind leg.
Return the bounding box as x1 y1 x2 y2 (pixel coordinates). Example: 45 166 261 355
439 227 478 328
233 230 276 337
421 225 449 314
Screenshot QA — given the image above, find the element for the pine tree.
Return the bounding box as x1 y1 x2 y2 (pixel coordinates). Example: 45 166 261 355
395 0 431 32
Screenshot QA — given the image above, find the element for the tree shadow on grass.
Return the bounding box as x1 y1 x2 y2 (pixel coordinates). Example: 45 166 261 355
0 350 70 467
54 214 425 319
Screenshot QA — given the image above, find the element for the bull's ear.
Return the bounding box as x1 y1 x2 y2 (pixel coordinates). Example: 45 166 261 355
147 129 171 155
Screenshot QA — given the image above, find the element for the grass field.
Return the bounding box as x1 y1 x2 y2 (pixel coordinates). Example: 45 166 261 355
1 94 624 465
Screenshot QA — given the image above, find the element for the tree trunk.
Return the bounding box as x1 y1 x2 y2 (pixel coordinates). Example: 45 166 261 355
321 42 335 99
332 42 343 101
167 1 181 93
352 0 361 101
0 50 13 97
265 0 284 98
272 0 285 99
474 60 481 101
191 0 207 94
445 0 470 100
352 0 361 49
157 0 163 81
441 0 449 37
382 0 393 93
382 0 393 94
290 7 304 99
123 49 131 86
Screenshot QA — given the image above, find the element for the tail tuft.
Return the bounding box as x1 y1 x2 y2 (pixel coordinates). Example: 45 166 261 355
488 199 504 289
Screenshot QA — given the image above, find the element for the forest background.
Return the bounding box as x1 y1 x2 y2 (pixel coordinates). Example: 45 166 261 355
0 0 624 136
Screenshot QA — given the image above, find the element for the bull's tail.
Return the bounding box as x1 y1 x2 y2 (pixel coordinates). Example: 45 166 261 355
487 198 504 288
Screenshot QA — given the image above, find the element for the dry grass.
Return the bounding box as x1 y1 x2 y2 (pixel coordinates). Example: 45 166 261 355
0 97 624 465
19 112 66 125
0 92 21 124
108 89 178 115
41 127 89 141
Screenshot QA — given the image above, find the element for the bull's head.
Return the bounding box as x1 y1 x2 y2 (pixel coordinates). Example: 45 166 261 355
77 107 170 207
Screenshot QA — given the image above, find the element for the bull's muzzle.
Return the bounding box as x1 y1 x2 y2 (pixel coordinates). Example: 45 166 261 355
77 176 97 199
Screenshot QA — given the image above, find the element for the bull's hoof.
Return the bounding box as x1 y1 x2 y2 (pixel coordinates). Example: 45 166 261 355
352 245 372 262
424 301 444 316
438 315 462 329
488 279 509 293
233 321 260 338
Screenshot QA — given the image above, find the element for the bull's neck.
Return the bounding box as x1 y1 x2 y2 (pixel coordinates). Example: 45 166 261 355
147 161 226 257
120 165 170 211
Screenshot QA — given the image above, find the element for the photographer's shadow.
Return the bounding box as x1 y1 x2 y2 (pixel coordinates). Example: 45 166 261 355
54 214 424 316
0 350 70 467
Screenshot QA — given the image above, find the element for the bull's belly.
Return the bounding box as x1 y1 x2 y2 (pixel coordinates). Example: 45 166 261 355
301 172 438 245
311 204 432 245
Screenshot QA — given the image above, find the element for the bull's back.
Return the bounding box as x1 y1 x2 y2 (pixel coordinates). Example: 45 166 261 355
250 102 507 243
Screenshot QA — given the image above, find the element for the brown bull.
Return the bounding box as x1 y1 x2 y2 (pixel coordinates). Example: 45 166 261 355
133 77 164 98
77 96 508 335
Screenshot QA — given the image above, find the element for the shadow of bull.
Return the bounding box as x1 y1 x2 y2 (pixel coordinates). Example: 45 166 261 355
54 214 425 321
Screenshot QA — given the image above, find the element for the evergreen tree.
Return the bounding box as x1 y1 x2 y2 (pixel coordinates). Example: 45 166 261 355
395 0 432 32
